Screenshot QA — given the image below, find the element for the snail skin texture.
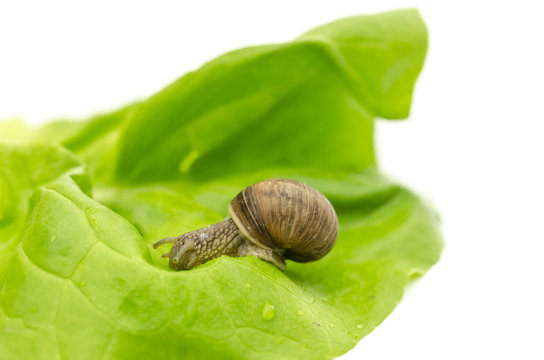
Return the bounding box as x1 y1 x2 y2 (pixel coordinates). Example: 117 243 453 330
154 179 339 271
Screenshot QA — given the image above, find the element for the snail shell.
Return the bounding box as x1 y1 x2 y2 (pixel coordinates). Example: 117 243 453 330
228 178 338 262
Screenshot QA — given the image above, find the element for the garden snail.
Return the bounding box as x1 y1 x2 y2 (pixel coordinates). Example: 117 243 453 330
154 178 338 271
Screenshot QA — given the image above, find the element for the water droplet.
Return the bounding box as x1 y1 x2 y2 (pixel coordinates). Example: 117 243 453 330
261 301 275 320
31 307 38 313
357 324 363 329
50 235 56 242
246 283 252 289
78 280 87 287
329 323 335 328
297 310 304 316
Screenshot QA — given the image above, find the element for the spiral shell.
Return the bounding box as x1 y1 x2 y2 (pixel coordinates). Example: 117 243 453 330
228 178 338 262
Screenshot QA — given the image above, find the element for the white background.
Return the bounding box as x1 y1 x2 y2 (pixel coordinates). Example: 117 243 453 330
1 1 543 359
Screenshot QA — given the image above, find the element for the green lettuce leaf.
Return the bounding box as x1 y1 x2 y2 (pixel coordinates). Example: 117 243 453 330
114 9 426 183
0 9 441 360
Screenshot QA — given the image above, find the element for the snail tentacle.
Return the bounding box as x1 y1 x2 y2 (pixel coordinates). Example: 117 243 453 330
153 236 178 249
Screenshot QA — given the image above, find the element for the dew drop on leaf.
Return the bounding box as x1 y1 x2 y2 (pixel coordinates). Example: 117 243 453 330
262 301 275 320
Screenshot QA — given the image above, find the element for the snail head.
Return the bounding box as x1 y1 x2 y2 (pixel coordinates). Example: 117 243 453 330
153 234 200 270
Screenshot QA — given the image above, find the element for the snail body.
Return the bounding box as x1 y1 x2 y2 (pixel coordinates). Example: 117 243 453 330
154 179 338 271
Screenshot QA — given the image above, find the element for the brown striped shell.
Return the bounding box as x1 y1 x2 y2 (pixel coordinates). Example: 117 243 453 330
228 179 338 262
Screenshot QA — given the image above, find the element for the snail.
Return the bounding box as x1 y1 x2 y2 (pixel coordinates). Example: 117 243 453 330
154 178 338 271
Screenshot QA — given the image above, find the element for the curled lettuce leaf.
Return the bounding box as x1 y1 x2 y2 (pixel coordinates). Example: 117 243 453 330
0 9 441 360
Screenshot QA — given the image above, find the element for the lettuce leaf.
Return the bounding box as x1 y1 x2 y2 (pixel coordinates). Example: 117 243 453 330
0 9 441 359
114 9 427 183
